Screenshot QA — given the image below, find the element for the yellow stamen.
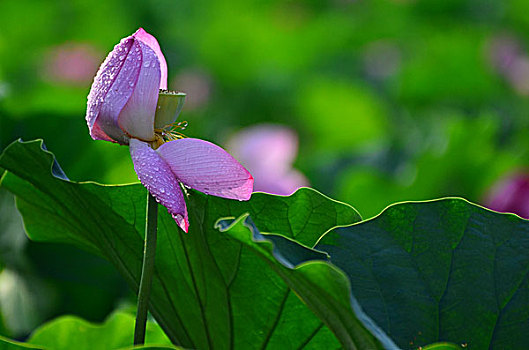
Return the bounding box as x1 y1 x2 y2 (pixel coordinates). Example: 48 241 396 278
151 121 189 149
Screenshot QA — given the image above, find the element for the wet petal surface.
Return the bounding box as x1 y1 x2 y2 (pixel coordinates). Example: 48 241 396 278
117 40 160 142
133 28 168 90
86 36 135 143
157 138 253 200
130 138 189 232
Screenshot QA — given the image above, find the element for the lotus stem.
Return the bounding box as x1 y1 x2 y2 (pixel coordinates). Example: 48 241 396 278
134 191 158 345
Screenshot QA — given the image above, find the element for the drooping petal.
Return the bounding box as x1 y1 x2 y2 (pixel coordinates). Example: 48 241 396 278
157 138 253 200
129 138 189 232
133 28 168 90
117 39 160 142
86 36 136 143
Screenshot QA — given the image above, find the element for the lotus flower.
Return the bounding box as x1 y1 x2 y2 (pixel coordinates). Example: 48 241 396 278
227 124 308 195
85 28 253 232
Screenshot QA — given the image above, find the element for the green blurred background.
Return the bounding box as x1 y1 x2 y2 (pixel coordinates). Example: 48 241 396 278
1 0 529 340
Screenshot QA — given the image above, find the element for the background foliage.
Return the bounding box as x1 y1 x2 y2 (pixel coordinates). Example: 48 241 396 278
2 0 529 214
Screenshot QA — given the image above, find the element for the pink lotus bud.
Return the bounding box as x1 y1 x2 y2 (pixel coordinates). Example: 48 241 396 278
85 28 168 145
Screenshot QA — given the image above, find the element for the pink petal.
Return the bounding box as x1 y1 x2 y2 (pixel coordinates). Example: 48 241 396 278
133 28 168 90
86 36 136 143
86 28 165 144
157 138 254 200
226 124 309 195
117 39 160 142
253 169 309 196
227 124 299 175
130 139 189 232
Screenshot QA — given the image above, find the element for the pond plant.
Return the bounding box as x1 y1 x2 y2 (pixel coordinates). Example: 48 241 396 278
0 29 528 350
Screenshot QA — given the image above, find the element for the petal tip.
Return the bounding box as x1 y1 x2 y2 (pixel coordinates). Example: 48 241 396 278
173 213 189 233
236 171 254 200
133 27 147 39
242 175 254 200
130 27 167 90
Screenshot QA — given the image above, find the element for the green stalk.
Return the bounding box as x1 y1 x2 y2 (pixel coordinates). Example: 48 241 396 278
134 191 159 345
